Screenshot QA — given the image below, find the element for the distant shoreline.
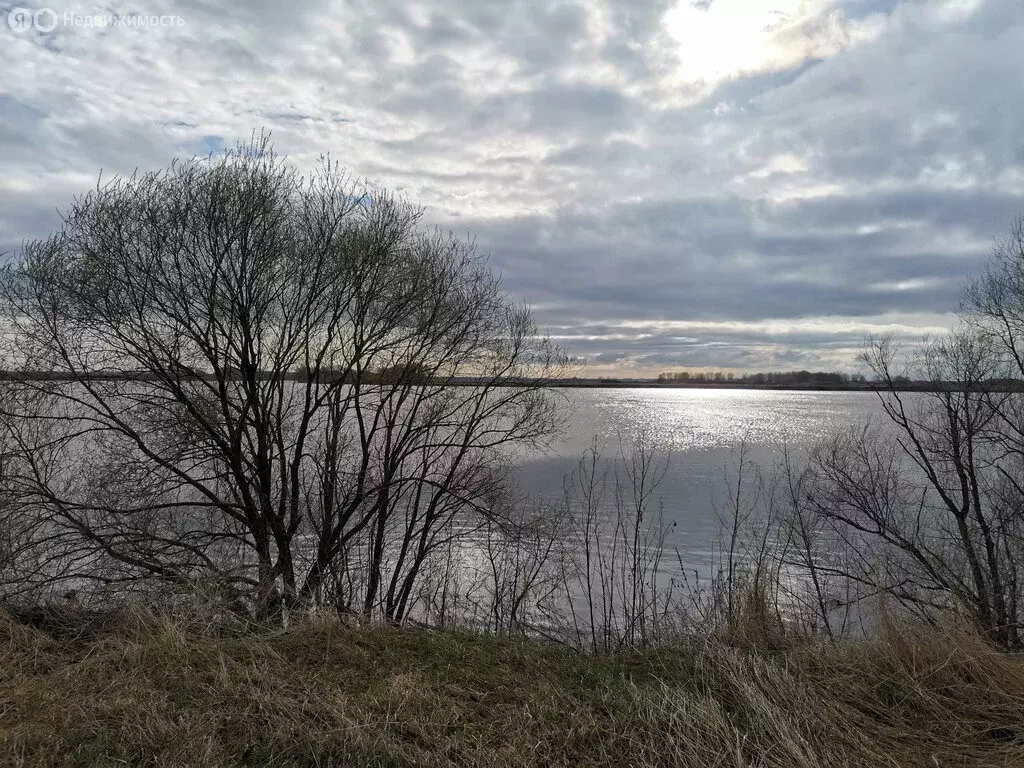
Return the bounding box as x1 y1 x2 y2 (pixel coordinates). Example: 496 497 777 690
1 370 1020 393
547 379 895 391
542 379 984 393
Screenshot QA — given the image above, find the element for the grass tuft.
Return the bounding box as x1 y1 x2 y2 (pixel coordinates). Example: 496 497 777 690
2 609 1024 766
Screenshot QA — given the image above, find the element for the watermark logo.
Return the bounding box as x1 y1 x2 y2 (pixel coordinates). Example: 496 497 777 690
7 7 57 32
7 7 184 33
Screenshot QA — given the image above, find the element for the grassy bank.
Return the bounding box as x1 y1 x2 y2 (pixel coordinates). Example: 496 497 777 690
3 611 1024 767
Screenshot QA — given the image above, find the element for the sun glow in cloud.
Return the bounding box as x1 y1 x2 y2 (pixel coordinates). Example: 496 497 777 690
662 0 879 86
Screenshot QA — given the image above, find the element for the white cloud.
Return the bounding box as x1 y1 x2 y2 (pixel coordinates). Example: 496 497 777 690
1 0 1021 373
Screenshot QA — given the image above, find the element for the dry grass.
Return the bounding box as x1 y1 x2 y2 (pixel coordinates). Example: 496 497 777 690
2 609 1024 767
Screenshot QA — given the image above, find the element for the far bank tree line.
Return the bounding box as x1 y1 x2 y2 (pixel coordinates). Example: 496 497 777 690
656 370 869 386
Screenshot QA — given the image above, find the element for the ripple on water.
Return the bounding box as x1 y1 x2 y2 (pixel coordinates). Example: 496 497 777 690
515 387 893 571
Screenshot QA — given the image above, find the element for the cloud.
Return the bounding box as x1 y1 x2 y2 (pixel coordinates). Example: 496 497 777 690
662 0 884 89
1 0 1023 374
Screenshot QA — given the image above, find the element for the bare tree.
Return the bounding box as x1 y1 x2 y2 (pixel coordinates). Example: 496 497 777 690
725 221 1024 649
475 498 569 635
559 433 678 653
770 444 853 640
789 328 1023 646
0 136 567 623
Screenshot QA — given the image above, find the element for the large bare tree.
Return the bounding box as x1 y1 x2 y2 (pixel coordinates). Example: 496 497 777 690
779 323 1024 646
0 137 566 622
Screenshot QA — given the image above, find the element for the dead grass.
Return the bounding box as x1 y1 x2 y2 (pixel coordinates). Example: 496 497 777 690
2 609 1024 767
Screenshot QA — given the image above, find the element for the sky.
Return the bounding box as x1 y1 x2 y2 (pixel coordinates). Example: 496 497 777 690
2 0 1023 377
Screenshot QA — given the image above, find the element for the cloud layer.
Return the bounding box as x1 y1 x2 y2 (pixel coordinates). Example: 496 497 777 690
3 0 1023 374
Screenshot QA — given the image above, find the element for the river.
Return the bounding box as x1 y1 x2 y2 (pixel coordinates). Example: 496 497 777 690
513 387 889 573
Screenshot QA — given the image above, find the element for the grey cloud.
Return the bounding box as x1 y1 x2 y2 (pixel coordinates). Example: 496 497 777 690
1 0 1023 374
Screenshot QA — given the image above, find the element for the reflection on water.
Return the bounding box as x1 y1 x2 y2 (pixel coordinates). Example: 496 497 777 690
544 387 885 456
515 388 889 572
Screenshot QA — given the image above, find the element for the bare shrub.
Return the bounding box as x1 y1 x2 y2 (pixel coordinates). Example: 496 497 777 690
554 432 682 653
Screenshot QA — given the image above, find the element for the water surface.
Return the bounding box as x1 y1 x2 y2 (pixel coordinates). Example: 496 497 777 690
515 388 888 571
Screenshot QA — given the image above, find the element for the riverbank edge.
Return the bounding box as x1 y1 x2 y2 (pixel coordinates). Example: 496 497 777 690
3 607 1024 767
